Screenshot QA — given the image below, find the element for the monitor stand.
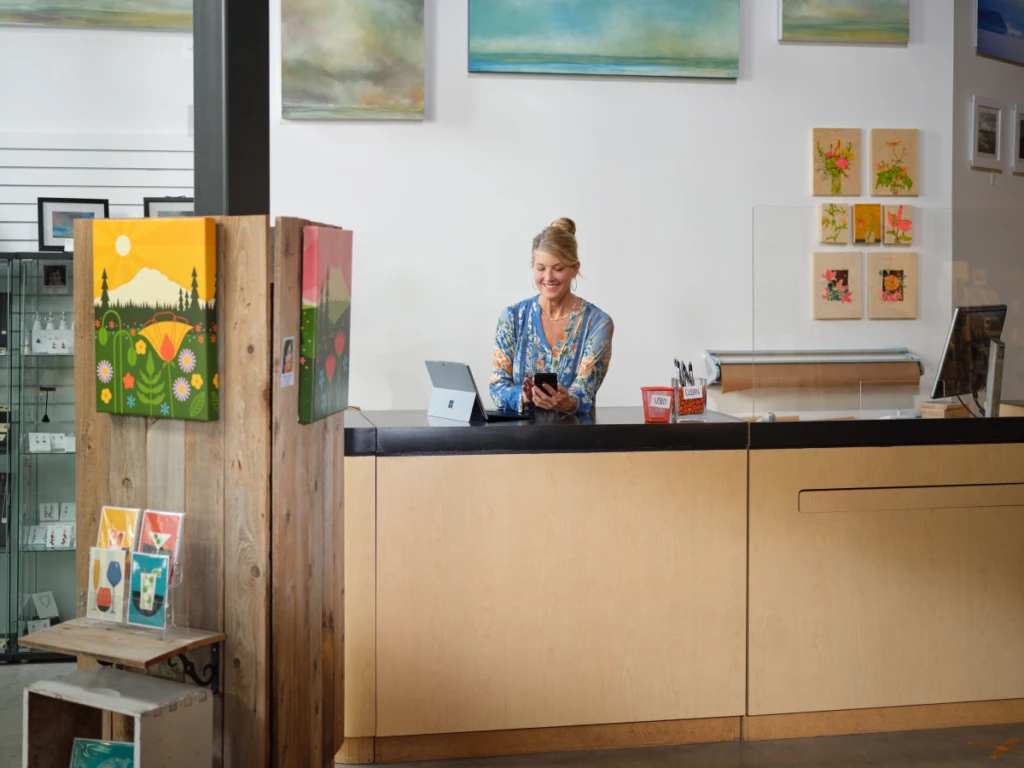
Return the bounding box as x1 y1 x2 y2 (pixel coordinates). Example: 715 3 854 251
985 339 1005 418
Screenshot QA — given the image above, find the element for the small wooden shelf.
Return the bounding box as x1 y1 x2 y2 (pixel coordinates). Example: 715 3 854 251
19 617 224 669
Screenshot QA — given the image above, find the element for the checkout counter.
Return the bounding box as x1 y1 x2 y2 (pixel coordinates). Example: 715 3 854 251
339 408 1024 763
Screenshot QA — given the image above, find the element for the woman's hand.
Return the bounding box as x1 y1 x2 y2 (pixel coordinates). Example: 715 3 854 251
533 382 577 413
521 378 535 405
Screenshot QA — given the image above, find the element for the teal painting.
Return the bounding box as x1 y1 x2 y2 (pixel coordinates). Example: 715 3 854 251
70 738 134 768
468 0 739 79
780 1 909 44
0 0 190 31
978 1 1024 67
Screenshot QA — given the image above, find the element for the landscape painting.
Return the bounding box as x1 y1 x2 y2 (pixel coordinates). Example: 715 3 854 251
469 0 740 79
0 0 190 31
978 1 1024 67
780 0 910 44
93 218 218 422
282 0 424 119
300 226 352 424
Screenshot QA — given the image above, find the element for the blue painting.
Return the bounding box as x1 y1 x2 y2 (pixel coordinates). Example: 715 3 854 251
127 552 169 629
70 738 134 768
52 211 95 239
780 1 909 44
978 1 1024 66
468 0 739 79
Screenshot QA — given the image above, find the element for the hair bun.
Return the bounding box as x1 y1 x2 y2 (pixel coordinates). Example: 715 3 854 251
549 217 576 236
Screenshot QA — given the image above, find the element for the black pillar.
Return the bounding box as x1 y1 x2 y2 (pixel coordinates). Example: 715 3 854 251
193 0 270 216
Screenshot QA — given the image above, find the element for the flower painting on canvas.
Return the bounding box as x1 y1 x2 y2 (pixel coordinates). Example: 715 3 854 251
0 0 190 31
813 129 861 196
813 252 862 320
780 0 909 44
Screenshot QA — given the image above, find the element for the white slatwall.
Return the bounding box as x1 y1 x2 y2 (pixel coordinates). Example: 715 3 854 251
0 132 194 252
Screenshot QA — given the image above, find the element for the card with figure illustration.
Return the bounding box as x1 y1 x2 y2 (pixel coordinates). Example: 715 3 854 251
868 252 917 320
813 252 862 320
97 506 140 566
813 128 861 196
854 204 883 245
871 128 919 196
883 204 913 245
818 203 850 244
87 547 127 623
128 552 170 629
138 510 184 582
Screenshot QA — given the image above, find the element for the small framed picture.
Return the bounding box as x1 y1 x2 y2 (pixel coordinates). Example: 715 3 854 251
281 336 296 388
971 95 1005 171
144 196 194 218
37 197 109 252
41 263 68 295
1012 104 1024 175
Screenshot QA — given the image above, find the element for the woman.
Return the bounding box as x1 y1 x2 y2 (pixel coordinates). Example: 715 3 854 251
490 218 613 414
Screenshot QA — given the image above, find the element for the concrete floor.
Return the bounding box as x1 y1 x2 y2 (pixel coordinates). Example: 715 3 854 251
0 660 76 768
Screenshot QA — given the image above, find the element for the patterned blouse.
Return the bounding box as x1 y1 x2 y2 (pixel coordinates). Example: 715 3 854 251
489 296 614 414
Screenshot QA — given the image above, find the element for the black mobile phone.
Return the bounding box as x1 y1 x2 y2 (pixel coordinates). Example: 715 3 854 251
534 372 558 393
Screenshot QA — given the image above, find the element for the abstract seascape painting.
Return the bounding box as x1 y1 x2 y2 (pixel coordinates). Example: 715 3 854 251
469 0 739 79
0 0 190 31
978 1 1024 67
282 0 424 120
779 0 909 44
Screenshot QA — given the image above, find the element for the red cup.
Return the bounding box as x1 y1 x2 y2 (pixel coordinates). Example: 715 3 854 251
641 386 674 423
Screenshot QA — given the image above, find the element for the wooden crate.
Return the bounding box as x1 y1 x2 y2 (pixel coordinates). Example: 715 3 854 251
73 217 344 768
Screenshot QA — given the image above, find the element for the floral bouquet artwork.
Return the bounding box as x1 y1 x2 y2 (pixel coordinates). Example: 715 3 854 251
93 219 218 421
822 269 853 304
813 128 861 196
871 129 919 197
868 252 917 320
879 270 905 303
818 203 849 244
813 252 862 320
883 204 913 245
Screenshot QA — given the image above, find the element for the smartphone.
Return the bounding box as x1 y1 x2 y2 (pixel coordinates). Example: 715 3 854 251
534 372 558 394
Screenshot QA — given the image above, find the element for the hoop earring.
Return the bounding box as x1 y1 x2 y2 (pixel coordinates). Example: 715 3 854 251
572 278 578 292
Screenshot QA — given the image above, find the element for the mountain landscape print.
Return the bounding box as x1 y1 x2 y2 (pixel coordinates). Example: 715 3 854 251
93 218 219 421
978 0 1024 66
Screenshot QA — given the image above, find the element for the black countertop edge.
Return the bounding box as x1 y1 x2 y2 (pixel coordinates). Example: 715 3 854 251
343 410 377 456
750 417 1024 450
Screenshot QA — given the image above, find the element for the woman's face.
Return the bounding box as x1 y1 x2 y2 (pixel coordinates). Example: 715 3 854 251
533 250 578 301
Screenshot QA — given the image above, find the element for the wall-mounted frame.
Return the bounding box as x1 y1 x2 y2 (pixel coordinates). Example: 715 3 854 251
41 262 69 295
36 198 109 252
970 95 1005 171
1012 104 1024 175
143 197 194 218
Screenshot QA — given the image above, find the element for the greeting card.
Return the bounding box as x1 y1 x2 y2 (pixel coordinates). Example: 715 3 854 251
137 510 184 581
87 547 126 623
128 552 169 629
97 506 140 564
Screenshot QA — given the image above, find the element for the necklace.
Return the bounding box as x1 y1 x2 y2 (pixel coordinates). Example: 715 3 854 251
540 299 581 323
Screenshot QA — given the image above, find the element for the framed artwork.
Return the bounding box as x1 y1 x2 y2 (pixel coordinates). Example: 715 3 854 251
813 252 862 320
883 204 914 245
144 196 194 218
93 218 219 421
977 0 1024 66
97 506 140 562
41 262 69 295
469 0 739 79
971 95 1005 171
779 0 909 44
813 128 861 196
138 509 184 581
128 552 170 629
70 738 135 768
853 203 883 245
1012 104 1024 174
299 226 352 424
868 251 918 320
0 1 190 31
818 203 850 244
87 547 126 623
871 129 919 196
283 0 424 119
37 198 108 252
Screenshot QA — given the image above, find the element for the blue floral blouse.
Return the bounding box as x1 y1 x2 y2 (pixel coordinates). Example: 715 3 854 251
489 296 614 414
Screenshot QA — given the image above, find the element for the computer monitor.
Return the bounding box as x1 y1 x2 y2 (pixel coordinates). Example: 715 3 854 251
929 305 1007 401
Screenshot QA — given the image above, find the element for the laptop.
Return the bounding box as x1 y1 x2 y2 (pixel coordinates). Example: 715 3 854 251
425 361 533 423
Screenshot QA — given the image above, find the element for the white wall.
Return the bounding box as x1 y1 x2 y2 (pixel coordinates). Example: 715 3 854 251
270 0 955 412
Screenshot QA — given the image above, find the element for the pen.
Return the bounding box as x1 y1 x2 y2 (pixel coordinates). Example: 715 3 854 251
687 362 694 387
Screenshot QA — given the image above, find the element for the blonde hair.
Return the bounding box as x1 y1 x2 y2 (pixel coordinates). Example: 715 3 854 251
531 217 579 268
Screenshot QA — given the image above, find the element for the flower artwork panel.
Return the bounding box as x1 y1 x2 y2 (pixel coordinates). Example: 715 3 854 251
93 218 218 421
883 204 913 245
128 552 170 629
138 510 184 582
299 226 352 424
813 252 862 320
871 129 919 196
813 128 861 196
87 547 126 623
868 252 917 320
853 203 883 245
818 203 850 244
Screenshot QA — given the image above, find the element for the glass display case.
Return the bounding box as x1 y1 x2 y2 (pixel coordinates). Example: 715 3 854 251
0 254 76 661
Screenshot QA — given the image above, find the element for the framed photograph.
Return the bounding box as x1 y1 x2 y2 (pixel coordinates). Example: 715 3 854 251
1012 104 1024 174
971 95 1005 171
144 196 194 218
41 263 68 295
37 197 109 252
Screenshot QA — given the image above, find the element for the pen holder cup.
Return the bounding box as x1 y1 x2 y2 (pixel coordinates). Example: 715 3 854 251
675 377 707 418
641 386 675 424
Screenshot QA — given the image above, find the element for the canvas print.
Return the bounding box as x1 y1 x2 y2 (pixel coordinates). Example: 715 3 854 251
282 0 423 120
813 128 861 196
971 96 1004 170
97 506 140 564
871 129 918 196
70 738 134 768
818 203 850 244
854 204 883 244
883 204 913 245
0 0 189 31
813 252 863 320
469 0 740 79
300 227 352 424
87 547 126 623
128 552 170 629
93 219 218 422
978 1 1024 67
780 0 909 44
1012 104 1024 174
868 251 917 319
